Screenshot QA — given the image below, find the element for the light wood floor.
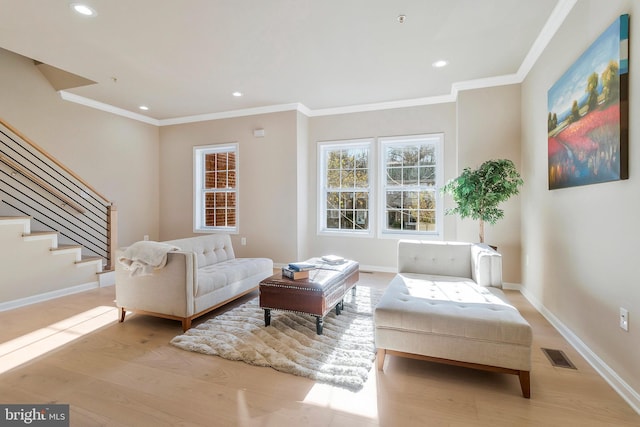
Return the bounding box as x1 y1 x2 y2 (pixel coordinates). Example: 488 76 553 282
0 272 638 426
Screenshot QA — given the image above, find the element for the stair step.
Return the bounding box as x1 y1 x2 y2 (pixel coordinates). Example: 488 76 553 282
76 256 104 272
75 256 103 274
51 244 82 251
5 215 104 282
76 256 102 263
50 244 83 259
0 216 32 231
22 230 58 242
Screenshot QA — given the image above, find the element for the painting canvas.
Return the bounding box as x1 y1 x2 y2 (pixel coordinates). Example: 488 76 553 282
547 14 629 190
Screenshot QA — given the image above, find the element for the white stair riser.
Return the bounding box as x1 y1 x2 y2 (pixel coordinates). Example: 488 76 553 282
0 217 104 305
51 248 81 257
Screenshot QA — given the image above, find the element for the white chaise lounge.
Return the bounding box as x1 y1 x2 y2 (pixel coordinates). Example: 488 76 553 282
374 240 533 397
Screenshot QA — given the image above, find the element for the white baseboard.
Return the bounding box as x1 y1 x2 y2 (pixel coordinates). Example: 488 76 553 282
0 281 99 312
502 281 522 290
358 264 396 273
520 286 640 415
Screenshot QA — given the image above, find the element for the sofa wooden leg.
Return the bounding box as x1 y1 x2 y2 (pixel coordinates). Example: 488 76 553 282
182 318 192 332
519 370 531 398
377 349 386 371
118 307 126 323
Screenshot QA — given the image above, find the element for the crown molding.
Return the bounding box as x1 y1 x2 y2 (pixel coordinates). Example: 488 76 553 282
516 0 578 80
451 74 521 97
59 0 576 127
307 94 456 117
159 103 306 126
59 91 160 126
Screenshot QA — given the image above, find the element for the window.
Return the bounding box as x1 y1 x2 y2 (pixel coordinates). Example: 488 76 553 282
193 143 238 233
318 134 443 238
380 134 443 237
318 139 372 235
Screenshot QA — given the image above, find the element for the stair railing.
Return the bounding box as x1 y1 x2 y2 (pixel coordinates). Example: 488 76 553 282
0 118 117 269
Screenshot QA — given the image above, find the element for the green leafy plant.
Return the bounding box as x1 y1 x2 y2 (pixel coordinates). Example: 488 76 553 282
441 159 523 243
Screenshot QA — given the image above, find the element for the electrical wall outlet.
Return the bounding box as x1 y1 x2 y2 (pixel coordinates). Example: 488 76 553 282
620 307 629 331
143 235 149 241
241 237 246 246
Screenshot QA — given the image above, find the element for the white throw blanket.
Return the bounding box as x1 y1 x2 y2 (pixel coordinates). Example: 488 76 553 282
118 241 180 277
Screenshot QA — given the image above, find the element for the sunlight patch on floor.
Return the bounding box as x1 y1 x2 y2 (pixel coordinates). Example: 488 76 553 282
302 368 379 420
0 305 117 374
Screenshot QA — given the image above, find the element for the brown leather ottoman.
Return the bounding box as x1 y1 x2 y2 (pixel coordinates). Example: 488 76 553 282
259 259 359 334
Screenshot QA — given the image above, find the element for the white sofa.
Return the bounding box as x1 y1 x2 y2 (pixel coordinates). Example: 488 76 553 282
374 240 533 397
115 234 273 331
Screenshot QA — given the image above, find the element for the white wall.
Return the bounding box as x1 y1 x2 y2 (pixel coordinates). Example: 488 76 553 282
521 0 639 401
296 111 310 261
158 111 299 263
457 85 523 283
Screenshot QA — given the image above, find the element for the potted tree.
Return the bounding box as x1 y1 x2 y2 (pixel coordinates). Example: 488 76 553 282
441 158 523 244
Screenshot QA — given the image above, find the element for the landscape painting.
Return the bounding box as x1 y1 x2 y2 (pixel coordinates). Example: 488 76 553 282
547 14 629 190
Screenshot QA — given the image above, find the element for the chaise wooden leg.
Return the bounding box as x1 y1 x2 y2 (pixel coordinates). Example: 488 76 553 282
377 349 386 371
119 307 126 323
519 370 531 398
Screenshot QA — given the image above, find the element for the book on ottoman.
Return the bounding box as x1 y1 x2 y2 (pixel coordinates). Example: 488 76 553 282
287 262 316 272
281 267 309 280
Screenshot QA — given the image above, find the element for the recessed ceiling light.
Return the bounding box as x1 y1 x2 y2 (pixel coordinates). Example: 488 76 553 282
70 3 97 17
232 91 243 97
432 60 448 68
139 105 149 111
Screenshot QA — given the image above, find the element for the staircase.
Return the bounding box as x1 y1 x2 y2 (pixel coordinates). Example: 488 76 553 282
0 216 108 311
0 117 117 311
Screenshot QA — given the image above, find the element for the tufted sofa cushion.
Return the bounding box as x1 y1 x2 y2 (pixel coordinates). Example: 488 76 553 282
375 273 532 347
398 240 472 279
398 239 502 288
164 234 235 268
196 257 274 297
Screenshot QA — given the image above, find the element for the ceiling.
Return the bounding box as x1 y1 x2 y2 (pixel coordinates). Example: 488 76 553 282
0 0 570 124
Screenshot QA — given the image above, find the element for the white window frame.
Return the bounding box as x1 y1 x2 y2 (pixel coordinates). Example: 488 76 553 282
378 134 444 239
193 143 239 234
317 138 374 237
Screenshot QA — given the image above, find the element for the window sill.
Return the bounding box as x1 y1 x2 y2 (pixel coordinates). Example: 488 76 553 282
194 228 239 235
317 230 374 238
378 230 442 240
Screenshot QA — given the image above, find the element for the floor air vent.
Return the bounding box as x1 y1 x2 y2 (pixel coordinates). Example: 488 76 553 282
541 348 576 369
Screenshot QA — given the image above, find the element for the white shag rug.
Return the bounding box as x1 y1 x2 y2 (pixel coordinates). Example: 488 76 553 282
170 286 381 391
